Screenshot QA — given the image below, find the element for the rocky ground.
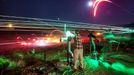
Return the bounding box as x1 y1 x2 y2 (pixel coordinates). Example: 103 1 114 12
0 49 133 75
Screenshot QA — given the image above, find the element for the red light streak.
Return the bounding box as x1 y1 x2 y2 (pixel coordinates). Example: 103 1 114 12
93 0 112 16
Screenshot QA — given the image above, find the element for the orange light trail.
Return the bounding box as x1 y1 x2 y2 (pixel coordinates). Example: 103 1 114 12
50 30 64 36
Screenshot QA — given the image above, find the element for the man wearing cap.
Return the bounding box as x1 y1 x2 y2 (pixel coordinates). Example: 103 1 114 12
73 31 83 70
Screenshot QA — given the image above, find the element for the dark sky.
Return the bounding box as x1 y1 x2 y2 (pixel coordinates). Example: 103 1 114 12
0 0 134 25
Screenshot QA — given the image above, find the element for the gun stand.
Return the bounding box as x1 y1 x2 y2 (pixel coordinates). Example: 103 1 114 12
67 38 73 66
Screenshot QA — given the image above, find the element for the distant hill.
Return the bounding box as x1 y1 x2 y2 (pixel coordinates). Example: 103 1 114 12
123 23 134 28
111 23 134 28
112 23 134 28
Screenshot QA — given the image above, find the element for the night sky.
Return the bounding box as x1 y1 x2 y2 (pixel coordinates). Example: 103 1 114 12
0 0 134 25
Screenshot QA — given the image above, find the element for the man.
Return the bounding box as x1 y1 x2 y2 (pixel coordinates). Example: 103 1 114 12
88 31 97 60
88 31 96 53
73 30 83 70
